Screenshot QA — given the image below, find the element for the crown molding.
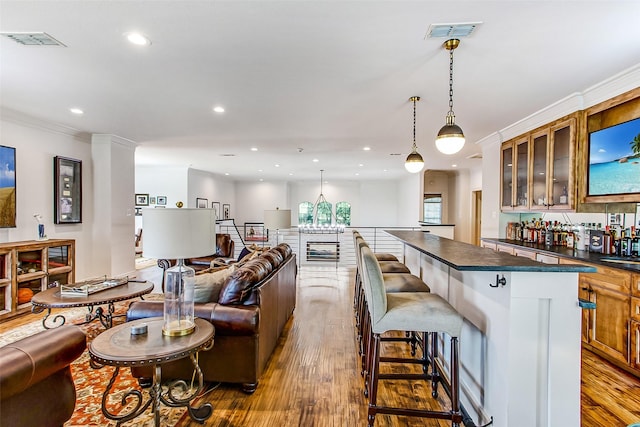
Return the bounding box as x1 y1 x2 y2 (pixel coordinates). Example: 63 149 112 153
475 62 640 146
91 133 137 150
1 107 91 142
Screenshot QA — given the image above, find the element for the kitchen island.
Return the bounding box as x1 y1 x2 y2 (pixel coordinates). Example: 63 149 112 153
385 230 595 427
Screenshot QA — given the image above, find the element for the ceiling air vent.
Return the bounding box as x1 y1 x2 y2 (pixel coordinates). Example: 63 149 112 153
467 152 483 159
1 32 66 46
425 23 482 39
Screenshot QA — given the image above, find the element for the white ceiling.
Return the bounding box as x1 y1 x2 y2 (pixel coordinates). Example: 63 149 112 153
2 1 640 182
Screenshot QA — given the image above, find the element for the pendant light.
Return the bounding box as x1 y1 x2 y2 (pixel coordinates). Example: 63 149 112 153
404 96 424 173
435 39 465 155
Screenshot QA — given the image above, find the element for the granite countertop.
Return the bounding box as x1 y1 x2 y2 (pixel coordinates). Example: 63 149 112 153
385 230 595 273
484 238 640 273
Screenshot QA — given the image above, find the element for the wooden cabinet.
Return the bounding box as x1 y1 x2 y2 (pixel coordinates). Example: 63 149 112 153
480 240 496 250
631 321 640 372
0 239 75 321
495 244 514 255
500 114 577 212
577 262 635 370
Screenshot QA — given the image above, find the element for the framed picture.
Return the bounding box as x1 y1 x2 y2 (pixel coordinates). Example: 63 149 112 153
156 196 167 205
223 203 230 219
135 193 149 206
0 145 16 228
54 156 82 224
211 201 220 219
149 196 156 205
244 222 268 242
196 197 208 208
135 207 142 216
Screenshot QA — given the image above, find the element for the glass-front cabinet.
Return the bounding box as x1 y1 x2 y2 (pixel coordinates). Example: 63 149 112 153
549 118 575 210
500 136 530 211
500 113 577 212
0 239 75 320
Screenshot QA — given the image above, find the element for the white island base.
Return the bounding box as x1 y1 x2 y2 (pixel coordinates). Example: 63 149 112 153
397 237 585 427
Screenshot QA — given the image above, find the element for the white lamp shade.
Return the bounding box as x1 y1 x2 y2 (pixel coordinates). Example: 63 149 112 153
264 209 291 230
435 135 465 155
142 208 216 259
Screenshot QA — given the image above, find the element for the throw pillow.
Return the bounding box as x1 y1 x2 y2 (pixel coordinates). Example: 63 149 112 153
193 265 236 303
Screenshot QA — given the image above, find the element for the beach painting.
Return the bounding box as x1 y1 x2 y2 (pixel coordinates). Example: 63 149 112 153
0 146 16 228
588 117 640 196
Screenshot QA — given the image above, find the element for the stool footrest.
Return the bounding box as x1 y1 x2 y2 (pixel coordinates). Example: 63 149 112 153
370 405 463 423
378 373 432 381
380 356 426 365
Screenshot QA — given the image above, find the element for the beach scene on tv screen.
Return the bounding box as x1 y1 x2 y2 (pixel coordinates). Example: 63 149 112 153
588 117 640 196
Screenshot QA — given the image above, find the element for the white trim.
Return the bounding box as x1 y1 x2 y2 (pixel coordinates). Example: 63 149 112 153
1 107 90 142
474 62 640 145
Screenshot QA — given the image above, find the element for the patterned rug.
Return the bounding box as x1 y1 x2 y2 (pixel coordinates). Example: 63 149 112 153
0 296 192 427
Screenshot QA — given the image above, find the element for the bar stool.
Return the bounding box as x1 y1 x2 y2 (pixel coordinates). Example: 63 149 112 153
354 238 430 377
360 245 463 427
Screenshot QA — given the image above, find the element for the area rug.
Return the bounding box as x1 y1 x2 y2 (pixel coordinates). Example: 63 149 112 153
0 295 192 427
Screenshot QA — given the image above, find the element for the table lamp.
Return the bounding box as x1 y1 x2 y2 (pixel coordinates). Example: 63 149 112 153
142 208 216 336
264 208 291 246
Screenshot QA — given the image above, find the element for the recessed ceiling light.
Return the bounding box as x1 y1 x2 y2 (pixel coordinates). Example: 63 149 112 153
452 164 457 168
363 147 371 151
312 159 319 163
355 173 360 176
383 169 388 172
125 32 151 46
69 108 84 115
213 106 225 113
259 178 264 182
251 147 258 151
258 169 263 172
275 164 280 168
358 164 364 167
224 172 230 176
289 173 294 176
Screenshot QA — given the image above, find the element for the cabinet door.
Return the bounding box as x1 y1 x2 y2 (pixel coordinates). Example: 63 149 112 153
513 248 537 260
578 283 592 344
631 320 640 372
548 118 576 210
530 129 550 210
514 137 530 210
500 143 514 210
584 277 630 364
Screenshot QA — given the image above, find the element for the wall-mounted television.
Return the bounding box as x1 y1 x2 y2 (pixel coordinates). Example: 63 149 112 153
587 116 640 197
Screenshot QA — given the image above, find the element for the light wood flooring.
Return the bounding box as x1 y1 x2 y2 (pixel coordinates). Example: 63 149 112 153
2 264 639 426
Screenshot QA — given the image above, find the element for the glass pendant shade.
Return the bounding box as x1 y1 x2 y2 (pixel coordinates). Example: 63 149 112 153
436 123 465 155
405 149 424 173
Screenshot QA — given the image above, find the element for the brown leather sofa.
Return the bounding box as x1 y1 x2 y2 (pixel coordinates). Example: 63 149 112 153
0 325 86 427
127 243 297 393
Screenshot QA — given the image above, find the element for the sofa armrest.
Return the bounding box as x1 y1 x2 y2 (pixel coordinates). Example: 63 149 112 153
0 325 86 400
127 301 259 336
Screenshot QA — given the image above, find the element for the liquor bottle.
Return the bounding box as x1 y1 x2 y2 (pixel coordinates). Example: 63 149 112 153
559 186 568 204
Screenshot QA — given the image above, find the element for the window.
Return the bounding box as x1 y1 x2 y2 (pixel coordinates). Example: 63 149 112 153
317 201 332 225
298 202 313 225
336 201 351 225
423 194 442 224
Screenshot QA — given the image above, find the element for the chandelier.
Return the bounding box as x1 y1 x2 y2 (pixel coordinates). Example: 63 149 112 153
404 96 424 173
299 170 345 234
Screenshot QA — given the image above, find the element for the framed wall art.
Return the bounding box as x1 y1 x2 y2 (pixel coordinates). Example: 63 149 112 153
196 197 208 208
223 203 230 219
54 156 82 224
135 193 149 206
211 201 220 219
156 196 167 205
0 145 16 228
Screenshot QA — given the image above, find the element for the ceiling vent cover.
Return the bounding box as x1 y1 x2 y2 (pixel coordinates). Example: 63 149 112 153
426 23 482 39
1 32 66 46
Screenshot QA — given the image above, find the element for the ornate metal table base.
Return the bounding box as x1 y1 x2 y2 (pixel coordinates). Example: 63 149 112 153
94 348 213 426
32 302 119 329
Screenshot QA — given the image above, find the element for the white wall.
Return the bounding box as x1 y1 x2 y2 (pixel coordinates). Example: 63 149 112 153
188 168 235 217
0 110 96 279
235 181 290 225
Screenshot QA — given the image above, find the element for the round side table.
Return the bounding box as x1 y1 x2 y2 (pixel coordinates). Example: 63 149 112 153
89 317 214 426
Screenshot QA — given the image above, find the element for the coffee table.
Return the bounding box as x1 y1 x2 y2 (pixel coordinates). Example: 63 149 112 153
31 280 154 329
89 317 214 426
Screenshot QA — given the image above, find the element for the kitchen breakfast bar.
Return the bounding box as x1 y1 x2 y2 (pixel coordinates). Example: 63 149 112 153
385 230 596 427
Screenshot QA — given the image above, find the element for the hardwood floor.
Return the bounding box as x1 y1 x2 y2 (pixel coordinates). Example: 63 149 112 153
2 264 639 426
